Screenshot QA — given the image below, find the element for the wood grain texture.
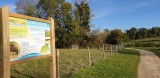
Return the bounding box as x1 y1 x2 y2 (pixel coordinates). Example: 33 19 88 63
9 12 50 23
11 54 52 65
0 7 3 77
48 17 56 78
56 49 60 78
0 7 2 59
0 61 2 71
0 6 10 78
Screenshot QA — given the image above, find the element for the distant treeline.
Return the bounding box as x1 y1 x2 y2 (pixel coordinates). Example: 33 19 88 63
126 27 160 40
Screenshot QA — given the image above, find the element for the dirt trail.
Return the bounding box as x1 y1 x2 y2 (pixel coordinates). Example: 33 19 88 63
138 49 160 78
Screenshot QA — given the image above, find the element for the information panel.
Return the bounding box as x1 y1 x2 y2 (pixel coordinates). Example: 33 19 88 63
9 17 50 61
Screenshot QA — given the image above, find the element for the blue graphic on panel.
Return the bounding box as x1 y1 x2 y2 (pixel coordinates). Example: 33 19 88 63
16 53 42 60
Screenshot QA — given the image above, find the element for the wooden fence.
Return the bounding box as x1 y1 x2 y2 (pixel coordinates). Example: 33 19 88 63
56 44 123 78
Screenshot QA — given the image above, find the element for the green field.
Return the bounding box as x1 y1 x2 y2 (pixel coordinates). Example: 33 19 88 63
71 49 140 78
11 49 139 78
11 49 111 78
125 37 160 47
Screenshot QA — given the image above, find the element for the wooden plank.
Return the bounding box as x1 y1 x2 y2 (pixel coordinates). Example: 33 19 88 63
48 17 56 78
9 12 50 23
0 6 10 78
11 54 52 65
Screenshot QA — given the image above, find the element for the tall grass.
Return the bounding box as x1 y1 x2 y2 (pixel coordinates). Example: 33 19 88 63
71 49 140 78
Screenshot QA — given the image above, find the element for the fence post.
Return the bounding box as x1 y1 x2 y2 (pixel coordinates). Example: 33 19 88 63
103 44 105 59
110 45 112 56
56 49 60 78
88 47 91 67
120 45 122 51
116 44 117 54
118 45 120 51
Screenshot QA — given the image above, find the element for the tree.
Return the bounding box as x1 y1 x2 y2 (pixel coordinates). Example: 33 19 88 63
15 0 92 48
126 27 137 40
106 29 125 45
15 0 38 17
148 27 160 37
60 2 74 47
135 28 148 39
74 0 91 47
37 0 59 18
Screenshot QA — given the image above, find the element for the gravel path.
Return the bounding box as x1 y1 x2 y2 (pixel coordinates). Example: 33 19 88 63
138 49 160 78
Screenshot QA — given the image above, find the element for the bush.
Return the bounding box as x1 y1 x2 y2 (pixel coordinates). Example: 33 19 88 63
125 42 158 47
145 42 155 47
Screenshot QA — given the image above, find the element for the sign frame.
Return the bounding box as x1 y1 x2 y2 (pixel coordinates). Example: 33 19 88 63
0 6 56 78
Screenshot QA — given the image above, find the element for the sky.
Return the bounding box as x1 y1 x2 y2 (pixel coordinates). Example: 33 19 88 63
1 0 160 31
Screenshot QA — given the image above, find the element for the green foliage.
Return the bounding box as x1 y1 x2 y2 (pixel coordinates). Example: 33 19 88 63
125 37 160 47
73 1 91 48
15 0 38 17
37 0 58 18
15 0 92 48
126 27 137 40
106 29 125 45
126 27 160 40
89 28 110 48
139 47 160 57
148 48 160 57
71 49 140 78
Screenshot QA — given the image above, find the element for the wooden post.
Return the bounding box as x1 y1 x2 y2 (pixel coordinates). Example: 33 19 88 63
118 45 120 51
110 45 112 56
0 6 10 78
48 17 56 78
116 44 117 54
103 44 105 59
88 47 91 67
56 49 60 78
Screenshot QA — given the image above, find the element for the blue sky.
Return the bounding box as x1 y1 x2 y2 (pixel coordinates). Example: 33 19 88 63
1 0 160 31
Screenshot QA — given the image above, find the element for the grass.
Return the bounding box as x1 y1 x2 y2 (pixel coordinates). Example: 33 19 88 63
11 49 140 78
126 37 160 43
11 49 111 78
59 49 110 78
71 49 140 78
125 37 160 47
137 47 160 57
149 49 160 57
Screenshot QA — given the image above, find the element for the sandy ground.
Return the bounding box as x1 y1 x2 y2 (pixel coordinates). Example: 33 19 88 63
138 49 160 78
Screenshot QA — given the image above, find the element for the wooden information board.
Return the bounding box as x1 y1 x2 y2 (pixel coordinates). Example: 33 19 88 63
0 6 56 78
